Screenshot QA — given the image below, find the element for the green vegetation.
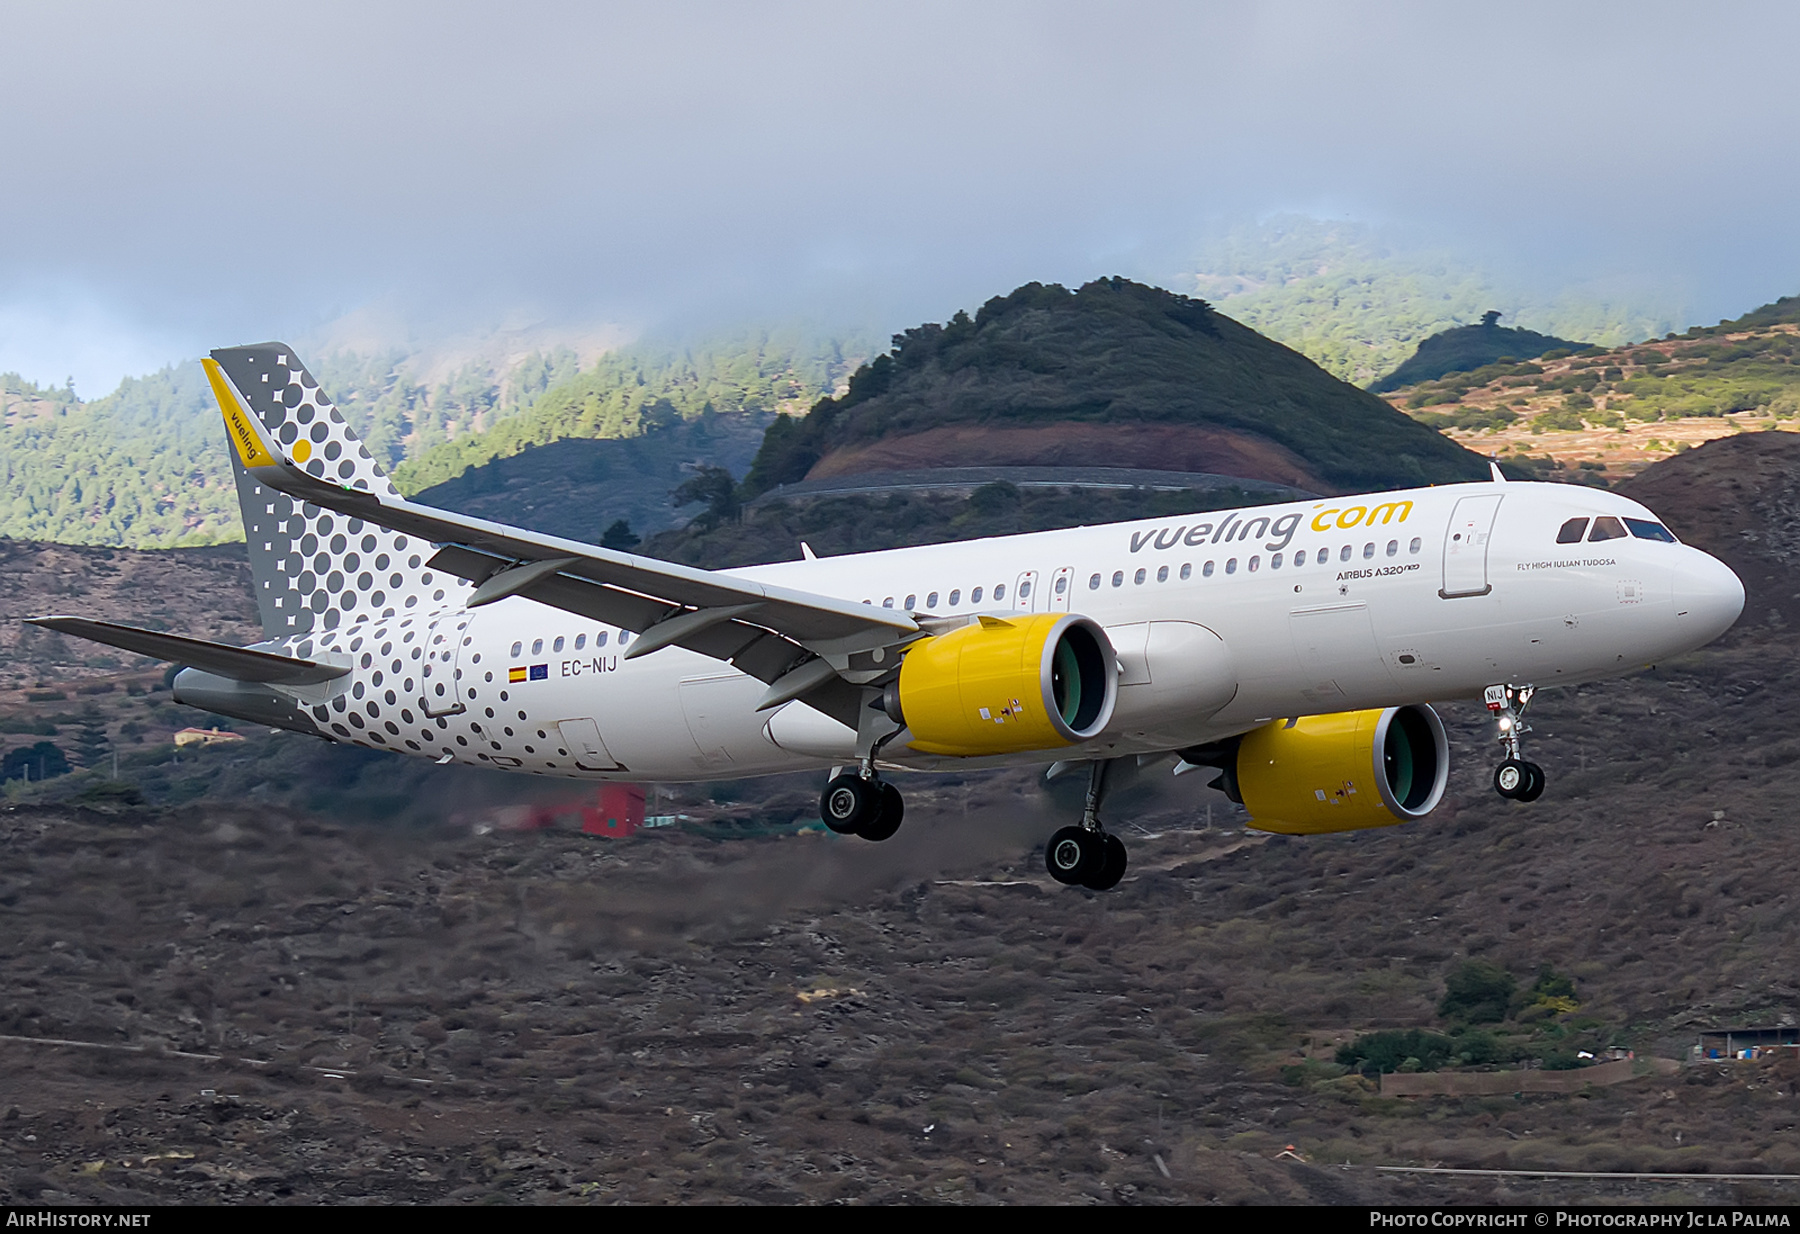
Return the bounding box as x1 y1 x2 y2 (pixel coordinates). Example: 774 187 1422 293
1189 217 1680 386
0 331 864 550
392 330 865 493
742 277 1487 500
1390 296 1800 431
1370 312 1585 393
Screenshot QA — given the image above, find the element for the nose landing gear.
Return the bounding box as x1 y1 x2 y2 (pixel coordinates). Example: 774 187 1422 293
1486 683 1545 802
1045 759 1128 891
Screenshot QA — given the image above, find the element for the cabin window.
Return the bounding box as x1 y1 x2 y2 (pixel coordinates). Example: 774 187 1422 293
1133 568 1146 585
1339 545 1352 562
532 638 544 655
618 631 631 646
1225 558 1238 575
994 584 1006 601
1054 576 1067 596
1556 517 1589 544
575 634 586 650
1409 537 1422 554
1589 516 1627 542
882 597 894 608
595 631 608 647
1386 540 1398 557
1088 574 1101 590
904 593 916 609
1271 553 1283 569
971 587 984 603
1203 561 1215 577
927 591 940 607
1112 572 1124 588
510 641 522 658
1625 518 1677 542
949 589 962 605
1156 565 1169 582
1019 580 1030 597
1179 563 1192 580
553 636 565 653
1362 542 1375 560
1248 556 1261 572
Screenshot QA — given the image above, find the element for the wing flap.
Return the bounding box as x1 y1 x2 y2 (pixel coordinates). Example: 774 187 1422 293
28 617 350 686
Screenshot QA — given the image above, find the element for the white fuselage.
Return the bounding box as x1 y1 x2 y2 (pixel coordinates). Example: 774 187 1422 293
277 480 1744 781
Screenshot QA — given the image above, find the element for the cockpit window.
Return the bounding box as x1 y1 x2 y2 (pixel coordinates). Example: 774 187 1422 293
1624 517 1678 543
1556 517 1589 544
1588 516 1627 542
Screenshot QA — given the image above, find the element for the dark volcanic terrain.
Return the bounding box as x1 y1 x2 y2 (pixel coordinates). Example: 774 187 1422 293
0 435 1798 1205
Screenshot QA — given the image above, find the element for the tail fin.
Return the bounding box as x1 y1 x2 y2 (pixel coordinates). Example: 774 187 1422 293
205 344 465 645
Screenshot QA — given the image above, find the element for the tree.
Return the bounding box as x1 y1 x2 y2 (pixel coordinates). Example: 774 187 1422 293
1438 959 1516 1024
672 465 740 529
3 741 70 781
600 519 640 550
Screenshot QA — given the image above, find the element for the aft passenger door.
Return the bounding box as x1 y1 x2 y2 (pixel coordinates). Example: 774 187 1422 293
1441 494 1503 599
422 612 472 716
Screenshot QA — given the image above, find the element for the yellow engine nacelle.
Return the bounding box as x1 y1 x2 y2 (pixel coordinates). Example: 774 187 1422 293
1236 704 1449 835
886 613 1117 757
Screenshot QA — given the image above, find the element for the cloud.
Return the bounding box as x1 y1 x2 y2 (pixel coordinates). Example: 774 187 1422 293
1 1 1796 389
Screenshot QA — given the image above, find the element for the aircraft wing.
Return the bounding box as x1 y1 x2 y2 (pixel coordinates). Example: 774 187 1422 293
205 357 914 717
27 616 350 685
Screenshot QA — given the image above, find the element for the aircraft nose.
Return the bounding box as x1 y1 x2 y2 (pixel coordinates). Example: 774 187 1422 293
1674 549 1745 643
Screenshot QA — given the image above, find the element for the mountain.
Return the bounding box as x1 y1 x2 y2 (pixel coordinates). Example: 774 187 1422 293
1368 312 1588 393
0 331 859 550
1378 293 1800 484
411 409 771 544
1187 217 1680 387
742 278 1490 500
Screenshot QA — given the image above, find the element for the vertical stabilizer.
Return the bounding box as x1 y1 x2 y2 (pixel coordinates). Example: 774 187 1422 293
207 344 467 644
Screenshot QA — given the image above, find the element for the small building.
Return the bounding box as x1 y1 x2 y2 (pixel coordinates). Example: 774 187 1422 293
583 784 646 838
174 727 245 748
1693 1025 1800 1061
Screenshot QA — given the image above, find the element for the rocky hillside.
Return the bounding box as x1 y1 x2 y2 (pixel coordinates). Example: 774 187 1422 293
743 279 1491 499
1382 295 1800 483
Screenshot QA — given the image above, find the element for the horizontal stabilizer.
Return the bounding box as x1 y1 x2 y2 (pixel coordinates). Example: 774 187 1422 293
28 617 350 686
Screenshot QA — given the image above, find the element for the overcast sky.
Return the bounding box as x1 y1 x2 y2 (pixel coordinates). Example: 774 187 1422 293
2 1 1798 394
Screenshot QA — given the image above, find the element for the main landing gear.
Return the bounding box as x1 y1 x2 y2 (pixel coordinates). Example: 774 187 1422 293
819 771 904 841
1486 683 1545 802
1045 759 1128 892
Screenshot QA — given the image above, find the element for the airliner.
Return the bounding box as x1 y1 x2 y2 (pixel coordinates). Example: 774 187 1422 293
32 345 1745 891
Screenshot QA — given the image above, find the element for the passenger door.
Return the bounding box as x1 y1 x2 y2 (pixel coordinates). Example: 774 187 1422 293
422 612 472 716
1047 566 1074 612
1441 494 1503 599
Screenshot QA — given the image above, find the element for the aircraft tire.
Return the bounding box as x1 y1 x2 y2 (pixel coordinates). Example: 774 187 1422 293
1517 761 1546 803
1493 759 1528 800
859 782 904 842
821 773 879 835
1045 826 1102 885
1082 834 1128 891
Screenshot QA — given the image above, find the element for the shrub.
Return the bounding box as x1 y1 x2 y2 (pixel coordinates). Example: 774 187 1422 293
1439 960 1516 1024
1337 1029 1455 1076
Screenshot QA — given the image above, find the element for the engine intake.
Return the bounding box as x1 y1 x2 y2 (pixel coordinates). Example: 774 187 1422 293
1235 704 1449 835
886 613 1117 757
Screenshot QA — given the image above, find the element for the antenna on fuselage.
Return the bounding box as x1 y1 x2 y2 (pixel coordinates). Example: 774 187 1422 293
1489 460 1508 483
800 541 818 561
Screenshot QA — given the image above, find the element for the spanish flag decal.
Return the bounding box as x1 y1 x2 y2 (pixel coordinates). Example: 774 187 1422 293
508 666 527 683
